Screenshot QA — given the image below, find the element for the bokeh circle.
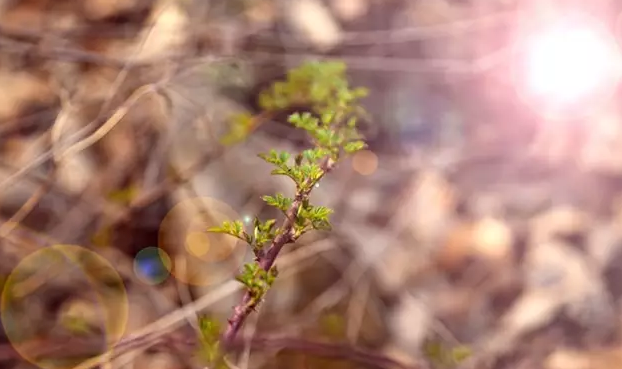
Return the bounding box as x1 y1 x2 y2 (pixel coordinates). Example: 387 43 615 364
352 150 378 176
133 247 172 285
158 196 249 287
1 244 128 369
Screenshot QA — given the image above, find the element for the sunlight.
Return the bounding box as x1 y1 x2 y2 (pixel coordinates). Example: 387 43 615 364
527 28 614 103
519 15 622 118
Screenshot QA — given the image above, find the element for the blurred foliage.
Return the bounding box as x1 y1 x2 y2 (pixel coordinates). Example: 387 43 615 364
220 112 258 145
423 339 472 369
106 185 140 205
202 60 255 90
319 312 346 339
91 184 140 248
91 226 112 248
60 314 94 336
197 314 228 369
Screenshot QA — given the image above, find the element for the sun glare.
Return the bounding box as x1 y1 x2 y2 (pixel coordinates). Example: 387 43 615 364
518 15 622 118
528 28 613 102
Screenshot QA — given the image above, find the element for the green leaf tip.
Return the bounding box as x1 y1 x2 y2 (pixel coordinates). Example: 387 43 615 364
344 140 367 153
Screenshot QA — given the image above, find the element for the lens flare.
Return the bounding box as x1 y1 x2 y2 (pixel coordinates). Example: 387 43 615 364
133 247 172 285
352 150 378 176
158 197 248 286
1 245 128 369
527 27 617 103
515 13 622 119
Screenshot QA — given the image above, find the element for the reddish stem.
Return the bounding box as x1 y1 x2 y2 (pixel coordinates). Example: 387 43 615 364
221 157 335 343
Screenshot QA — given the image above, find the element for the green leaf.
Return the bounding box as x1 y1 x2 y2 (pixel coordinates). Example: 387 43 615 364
308 205 333 220
321 111 334 125
344 140 367 153
258 149 291 167
279 151 290 164
252 217 261 244
262 219 277 232
270 168 291 177
266 266 278 285
207 220 246 241
262 193 293 212
288 112 318 131
298 163 322 180
252 218 278 248
288 112 303 126
312 219 331 231
302 148 326 163
206 225 225 233
236 262 262 288
288 167 305 186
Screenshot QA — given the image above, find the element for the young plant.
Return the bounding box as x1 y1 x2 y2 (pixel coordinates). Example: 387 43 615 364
204 60 369 353
196 314 228 369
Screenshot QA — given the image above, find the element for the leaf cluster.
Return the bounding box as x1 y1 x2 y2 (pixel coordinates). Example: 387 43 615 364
202 61 370 353
258 148 329 192
258 61 369 159
220 112 255 145
263 192 332 237
258 61 368 116
224 61 370 150
208 218 277 258
235 262 278 301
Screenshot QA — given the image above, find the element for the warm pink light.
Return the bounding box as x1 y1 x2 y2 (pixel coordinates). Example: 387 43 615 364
528 27 616 103
518 16 622 118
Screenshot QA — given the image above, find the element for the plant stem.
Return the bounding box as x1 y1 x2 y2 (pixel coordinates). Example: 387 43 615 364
222 157 335 343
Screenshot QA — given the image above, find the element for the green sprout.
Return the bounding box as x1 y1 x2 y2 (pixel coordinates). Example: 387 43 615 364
196 314 228 369
201 60 369 352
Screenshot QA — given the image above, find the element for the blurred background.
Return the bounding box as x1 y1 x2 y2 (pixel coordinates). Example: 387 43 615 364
3 1 622 369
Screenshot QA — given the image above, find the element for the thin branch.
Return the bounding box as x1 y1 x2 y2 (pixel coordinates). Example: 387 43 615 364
254 11 515 46
0 181 50 238
222 156 336 342
0 34 511 74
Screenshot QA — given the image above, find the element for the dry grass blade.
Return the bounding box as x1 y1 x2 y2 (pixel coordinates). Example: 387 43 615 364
0 182 49 238
257 10 515 45
69 238 337 369
57 84 163 161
